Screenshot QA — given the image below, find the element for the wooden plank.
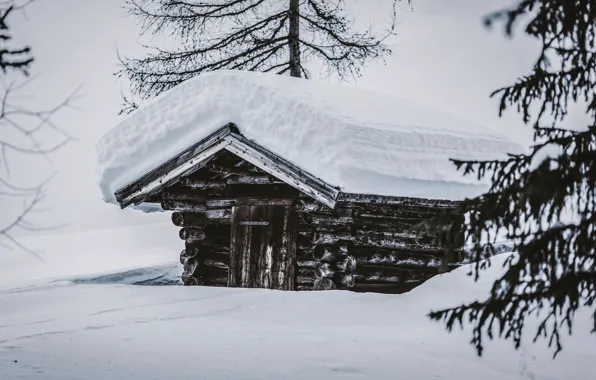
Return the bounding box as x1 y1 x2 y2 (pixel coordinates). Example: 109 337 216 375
256 207 273 288
283 204 298 291
246 206 263 288
229 206 251 287
269 206 285 289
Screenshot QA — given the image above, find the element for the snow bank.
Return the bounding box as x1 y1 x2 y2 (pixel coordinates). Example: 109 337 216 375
1 224 595 380
96 70 523 205
72 263 182 286
0 222 179 290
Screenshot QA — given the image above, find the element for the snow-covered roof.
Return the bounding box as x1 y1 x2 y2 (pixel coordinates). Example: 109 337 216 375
96 70 523 205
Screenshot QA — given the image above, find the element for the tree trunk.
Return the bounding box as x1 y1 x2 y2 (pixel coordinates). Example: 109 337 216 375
288 0 301 77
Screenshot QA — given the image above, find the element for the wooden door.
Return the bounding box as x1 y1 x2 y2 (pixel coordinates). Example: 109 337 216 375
229 205 297 290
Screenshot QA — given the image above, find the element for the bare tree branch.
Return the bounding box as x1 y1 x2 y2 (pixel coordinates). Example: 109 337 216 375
0 0 78 256
117 0 410 112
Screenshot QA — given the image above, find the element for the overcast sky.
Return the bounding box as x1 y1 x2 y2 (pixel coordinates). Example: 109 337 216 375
3 0 542 243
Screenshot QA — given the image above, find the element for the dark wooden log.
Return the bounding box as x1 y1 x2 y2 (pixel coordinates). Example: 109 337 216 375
180 250 189 264
205 198 236 208
297 267 315 277
297 207 353 219
298 223 351 235
182 274 199 286
185 243 230 258
179 228 206 243
297 233 316 251
353 204 443 220
203 259 229 270
296 259 316 268
311 231 441 252
349 245 453 259
181 249 197 261
182 257 199 278
351 218 425 235
294 200 326 213
314 257 356 278
300 213 353 226
161 199 207 212
172 212 208 227
334 273 355 288
336 256 357 272
297 276 314 284
205 208 233 222
300 216 428 237
226 173 280 185
297 270 315 285
162 188 206 203
314 262 334 278
197 265 229 278
165 190 290 214
313 278 336 290
354 234 441 252
312 274 354 289
353 251 450 270
296 248 314 260
353 265 436 283
206 197 294 207
179 178 227 189
313 244 349 261
177 183 299 199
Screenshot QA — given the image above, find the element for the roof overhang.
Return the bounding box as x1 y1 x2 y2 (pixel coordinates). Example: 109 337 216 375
114 123 341 209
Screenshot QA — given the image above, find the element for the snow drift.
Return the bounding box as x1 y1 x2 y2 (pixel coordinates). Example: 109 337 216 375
1 224 595 380
96 70 523 205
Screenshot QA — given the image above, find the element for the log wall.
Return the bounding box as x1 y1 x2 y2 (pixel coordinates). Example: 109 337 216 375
157 150 461 294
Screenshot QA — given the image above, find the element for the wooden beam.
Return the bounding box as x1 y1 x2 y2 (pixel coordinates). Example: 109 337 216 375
161 199 207 212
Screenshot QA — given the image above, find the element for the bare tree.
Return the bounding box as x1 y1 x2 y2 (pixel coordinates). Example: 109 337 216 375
118 0 409 113
0 1 77 254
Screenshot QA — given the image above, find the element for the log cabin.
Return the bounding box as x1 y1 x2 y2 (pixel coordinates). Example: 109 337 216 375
97 71 522 294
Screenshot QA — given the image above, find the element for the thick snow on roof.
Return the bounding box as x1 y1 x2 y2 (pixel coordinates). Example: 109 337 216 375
97 70 523 204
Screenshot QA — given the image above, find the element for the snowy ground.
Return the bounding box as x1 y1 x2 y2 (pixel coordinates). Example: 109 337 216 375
1 224 595 379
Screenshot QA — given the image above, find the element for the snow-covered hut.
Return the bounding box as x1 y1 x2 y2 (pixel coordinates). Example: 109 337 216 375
97 71 522 293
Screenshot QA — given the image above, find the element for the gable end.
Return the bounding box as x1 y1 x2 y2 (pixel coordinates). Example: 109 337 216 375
114 123 340 209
